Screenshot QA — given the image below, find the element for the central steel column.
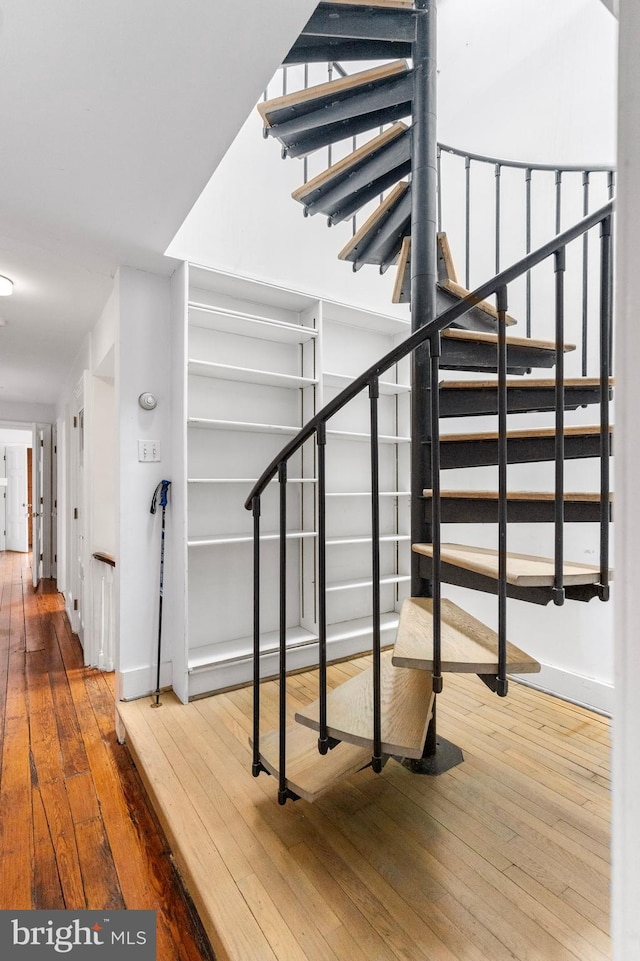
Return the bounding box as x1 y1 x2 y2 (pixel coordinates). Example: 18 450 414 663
410 0 438 596
407 0 464 775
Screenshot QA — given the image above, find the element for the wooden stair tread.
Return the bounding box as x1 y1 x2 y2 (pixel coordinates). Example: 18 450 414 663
392 235 411 303
256 725 371 804
294 651 434 759
324 0 414 8
392 597 541 674
393 236 516 324
292 123 407 202
258 61 407 124
439 424 612 443
442 328 576 352
338 182 409 261
440 377 613 390
436 233 516 326
412 542 611 587
422 489 613 502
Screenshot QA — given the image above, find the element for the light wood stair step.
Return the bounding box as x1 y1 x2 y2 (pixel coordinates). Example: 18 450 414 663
255 724 372 804
258 61 413 158
393 235 517 330
392 597 541 674
438 377 613 417
436 423 612 469
338 182 411 270
421 489 614 523
292 122 411 223
412 542 611 588
294 650 434 759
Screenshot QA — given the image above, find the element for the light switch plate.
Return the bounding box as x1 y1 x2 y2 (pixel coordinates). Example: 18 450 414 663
138 440 161 462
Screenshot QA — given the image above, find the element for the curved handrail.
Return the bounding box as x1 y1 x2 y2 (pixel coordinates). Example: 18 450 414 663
438 142 615 175
244 198 614 511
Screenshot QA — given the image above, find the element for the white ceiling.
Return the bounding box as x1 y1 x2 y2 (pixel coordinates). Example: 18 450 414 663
0 0 316 408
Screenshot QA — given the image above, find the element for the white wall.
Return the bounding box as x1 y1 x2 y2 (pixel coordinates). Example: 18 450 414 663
166 0 617 710
115 266 175 700
613 1 640 954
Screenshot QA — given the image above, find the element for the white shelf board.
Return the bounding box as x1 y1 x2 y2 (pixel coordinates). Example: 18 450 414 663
326 490 410 498
327 429 410 444
326 574 411 593
322 301 410 334
188 359 317 389
188 417 299 435
326 533 411 546
188 263 318 313
188 530 317 547
188 614 400 673
188 625 319 673
188 477 315 484
188 301 317 344
327 611 400 642
324 371 410 394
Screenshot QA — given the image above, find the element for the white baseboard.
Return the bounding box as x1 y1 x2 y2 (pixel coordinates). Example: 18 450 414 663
117 661 173 701
511 662 613 716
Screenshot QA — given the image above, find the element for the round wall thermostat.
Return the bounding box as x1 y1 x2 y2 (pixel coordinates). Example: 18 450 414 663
138 392 158 410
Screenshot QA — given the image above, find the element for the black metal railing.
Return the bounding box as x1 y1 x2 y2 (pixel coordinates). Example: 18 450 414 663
245 200 614 803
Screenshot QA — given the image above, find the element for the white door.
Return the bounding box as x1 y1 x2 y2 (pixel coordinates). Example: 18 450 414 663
6 445 29 552
32 427 41 586
31 423 53 587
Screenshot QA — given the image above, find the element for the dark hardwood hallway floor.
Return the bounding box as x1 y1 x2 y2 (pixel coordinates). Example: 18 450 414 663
0 550 215 960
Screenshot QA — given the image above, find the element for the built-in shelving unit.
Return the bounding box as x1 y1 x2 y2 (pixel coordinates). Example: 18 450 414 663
171 263 412 700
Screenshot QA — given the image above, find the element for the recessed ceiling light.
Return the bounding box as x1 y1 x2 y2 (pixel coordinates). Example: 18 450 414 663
0 275 13 296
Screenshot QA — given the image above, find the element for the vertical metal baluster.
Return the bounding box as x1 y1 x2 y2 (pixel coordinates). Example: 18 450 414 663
608 170 615 200
278 461 289 804
252 495 263 775
429 334 443 695
303 64 309 184
581 172 590 376
525 168 532 339
317 424 329 754
555 170 562 234
437 144 442 233
327 63 333 168
496 286 509 696
553 248 566 606
282 65 288 97
369 378 383 772
599 216 612 601
495 164 501 273
607 173 615 376
465 156 471 288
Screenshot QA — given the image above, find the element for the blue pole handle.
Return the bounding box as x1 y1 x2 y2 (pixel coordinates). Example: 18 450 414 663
150 479 171 514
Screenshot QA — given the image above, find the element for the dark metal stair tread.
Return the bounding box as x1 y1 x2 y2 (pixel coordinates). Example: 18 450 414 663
422 489 613 502
256 725 371 803
258 60 408 125
392 597 541 674
294 650 434 759
322 0 414 8
412 542 610 587
292 122 408 204
441 328 575 353
439 424 611 443
338 182 410 266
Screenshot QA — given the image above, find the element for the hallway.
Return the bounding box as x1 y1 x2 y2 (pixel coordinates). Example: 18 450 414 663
0 551 214 960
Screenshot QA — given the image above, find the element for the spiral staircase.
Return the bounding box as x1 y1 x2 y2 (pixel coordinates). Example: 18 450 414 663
246 0 614 803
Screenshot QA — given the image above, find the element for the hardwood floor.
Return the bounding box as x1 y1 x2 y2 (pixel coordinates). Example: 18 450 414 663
0 551 215 960
119 653 612 961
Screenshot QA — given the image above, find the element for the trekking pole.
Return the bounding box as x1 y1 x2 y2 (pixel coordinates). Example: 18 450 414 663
150 479 171 707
